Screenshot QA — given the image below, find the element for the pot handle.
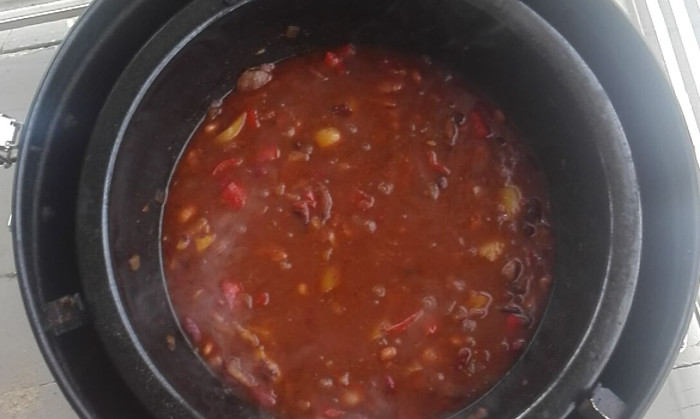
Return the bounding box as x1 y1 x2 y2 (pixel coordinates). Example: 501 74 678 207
577 384 627 419
0 114 22 168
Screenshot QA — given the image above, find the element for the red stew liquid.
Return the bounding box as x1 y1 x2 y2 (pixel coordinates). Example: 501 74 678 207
162 46 554 419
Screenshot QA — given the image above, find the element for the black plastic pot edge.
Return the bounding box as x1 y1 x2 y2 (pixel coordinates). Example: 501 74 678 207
80 5 249 418
12 1 192 418
11 0 700 418
521 1 700 416
77 0 641 418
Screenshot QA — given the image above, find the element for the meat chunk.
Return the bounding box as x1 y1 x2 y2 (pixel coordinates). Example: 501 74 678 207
237 64 275 92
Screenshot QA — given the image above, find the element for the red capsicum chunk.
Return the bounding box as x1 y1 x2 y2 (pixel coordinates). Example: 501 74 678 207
221 181 247 211
385 310 423 333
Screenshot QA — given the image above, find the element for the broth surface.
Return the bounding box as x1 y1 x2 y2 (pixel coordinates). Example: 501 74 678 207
162 46 554 419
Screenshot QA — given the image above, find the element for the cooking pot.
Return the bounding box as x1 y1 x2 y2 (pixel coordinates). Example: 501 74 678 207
11 0 700 418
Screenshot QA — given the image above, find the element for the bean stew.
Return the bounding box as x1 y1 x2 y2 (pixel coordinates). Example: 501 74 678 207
162 45 554 419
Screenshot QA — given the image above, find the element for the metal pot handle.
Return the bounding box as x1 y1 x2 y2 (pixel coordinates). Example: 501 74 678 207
0 114 22 168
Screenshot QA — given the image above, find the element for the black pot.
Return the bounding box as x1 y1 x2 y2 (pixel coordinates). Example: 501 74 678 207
13 0 700 418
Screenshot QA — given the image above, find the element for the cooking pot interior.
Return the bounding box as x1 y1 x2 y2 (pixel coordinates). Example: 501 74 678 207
92 0 638 417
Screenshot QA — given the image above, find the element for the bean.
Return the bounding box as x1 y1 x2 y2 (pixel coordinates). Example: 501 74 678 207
234 323 260 347
226 358 256 387
379 346 397 361
165 334 176 351
502 259 523 282
377 182 394 195
128 254 141 272
315 127 342 148
462 319 477 332
201 340 215 357
457 347 472 369
250 385 277 408
428 183 440 200
478 241 505 262
421 296 437 310
183 317 201 343
319 378 334 389
342 389 363 406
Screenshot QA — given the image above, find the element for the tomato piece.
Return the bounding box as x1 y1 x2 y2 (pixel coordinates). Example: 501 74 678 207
324 52 341 68
302 188 317 208
468 107 491 139
255 144 281 163
221 181 247 211
506 314 525 332
426 150 451 175
323 52 346 73
212 157 243 176
385 310 423 333
221 281 242 309
246 107 261 129
292 200 311 224
255 292 270 307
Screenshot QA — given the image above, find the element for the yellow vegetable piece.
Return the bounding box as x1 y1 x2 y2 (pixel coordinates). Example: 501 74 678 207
178 205 198 224
215 112 246 144
176 236 191 250
478 240 505 262
320 266 341 293
466 291 492 310
195 234 216 252
500 185 522 218
315 127 342 148
370 321 387 340
192 217 211 235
